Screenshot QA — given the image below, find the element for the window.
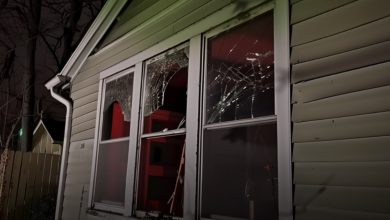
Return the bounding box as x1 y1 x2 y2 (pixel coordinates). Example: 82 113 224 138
137 45 189 217
94 71 134 210
200 11 278 220
90 1 291 219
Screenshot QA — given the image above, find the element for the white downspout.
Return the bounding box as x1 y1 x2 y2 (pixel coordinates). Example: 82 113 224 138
45 75 72 220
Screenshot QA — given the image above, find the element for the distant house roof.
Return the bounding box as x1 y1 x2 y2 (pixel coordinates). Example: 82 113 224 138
33 119 65 144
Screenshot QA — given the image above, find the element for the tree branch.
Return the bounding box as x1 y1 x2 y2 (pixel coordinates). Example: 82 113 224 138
38 32 61 68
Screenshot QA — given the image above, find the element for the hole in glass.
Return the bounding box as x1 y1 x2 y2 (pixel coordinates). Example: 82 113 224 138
143 47 189 133
101 73 133 140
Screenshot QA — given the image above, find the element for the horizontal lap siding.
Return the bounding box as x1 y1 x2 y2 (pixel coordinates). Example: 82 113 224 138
294 162 390 187
293 136 390 162
99 0 178 47
291 0 390 46
292 61 390 103
291 0 390 219
294 185 390 213
291 0 356 24
79 0 234 73
292 85 390 122
70 73 99 142
61 140 93 220
295 206 390 220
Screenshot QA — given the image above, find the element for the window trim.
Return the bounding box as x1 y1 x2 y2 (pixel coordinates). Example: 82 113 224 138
88 0 292 219
198 4 282 219
274 0 293 218
133 42 190 217
196 0 292 218
89 66 138 214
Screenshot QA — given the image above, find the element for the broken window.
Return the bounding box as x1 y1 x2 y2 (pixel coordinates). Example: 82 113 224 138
143 46 189 133
137 45 189 217
94 72 134 207
201 12 278 220
205 11 274 124
101 73 133 140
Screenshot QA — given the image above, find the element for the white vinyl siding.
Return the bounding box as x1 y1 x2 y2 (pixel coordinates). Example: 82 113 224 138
61 140 94 220
291 0 390 219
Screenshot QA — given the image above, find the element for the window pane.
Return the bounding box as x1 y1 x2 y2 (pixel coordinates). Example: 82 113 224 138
102 73 133 140
206 12 274 124
95 140 129 206
143 47 189 133
137 135 185 216
202 123 278 219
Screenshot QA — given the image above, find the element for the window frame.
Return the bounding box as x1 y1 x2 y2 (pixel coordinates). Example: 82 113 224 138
88 66 140 216
88 0 292 219
198 5 283 219
134 42 190 218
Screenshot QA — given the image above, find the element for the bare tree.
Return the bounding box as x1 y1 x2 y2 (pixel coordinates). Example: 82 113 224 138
0 0 104 151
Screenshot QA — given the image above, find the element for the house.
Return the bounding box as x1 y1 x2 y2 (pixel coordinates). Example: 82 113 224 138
45 0 390 219
33 119 65 155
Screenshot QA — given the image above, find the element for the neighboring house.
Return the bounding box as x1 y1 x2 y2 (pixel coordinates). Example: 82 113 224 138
33 119 64 155
45 0 390 220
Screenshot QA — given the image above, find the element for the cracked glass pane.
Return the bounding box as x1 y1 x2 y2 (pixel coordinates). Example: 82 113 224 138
206 12 274 124
101 73 133 140
143 46 189 133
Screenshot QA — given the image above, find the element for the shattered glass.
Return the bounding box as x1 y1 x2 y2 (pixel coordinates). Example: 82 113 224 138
206 12 274 124
143 46 189 117
104 73 134 121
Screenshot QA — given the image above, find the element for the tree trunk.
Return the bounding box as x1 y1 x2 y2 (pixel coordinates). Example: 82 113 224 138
21 0 42 151
61 0 83 68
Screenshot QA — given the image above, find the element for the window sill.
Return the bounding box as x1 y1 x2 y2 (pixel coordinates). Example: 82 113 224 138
86 210 182 220
87 211 138 220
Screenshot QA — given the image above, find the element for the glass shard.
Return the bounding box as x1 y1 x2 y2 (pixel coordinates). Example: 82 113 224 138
206 12 274 124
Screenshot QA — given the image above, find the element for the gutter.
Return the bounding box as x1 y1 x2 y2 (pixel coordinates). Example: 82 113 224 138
45 75 72 220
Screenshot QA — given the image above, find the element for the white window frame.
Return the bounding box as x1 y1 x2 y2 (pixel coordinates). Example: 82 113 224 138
197 3 292 219
88 0 292 219
134 42 190 219
89 66 140 215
